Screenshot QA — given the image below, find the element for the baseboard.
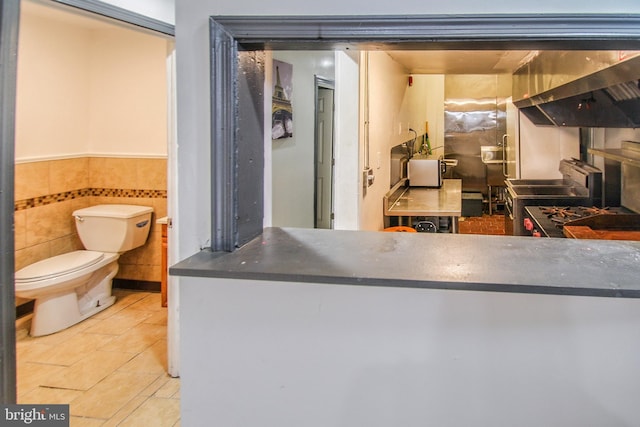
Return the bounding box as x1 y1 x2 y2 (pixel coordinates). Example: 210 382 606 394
16 300 35 319
113 278 161 292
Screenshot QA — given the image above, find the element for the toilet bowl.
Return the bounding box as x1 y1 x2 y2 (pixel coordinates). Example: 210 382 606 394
15 204 153 336
16 251 119 336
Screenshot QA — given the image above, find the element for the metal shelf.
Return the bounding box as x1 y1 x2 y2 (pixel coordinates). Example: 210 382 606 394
589 141 640 168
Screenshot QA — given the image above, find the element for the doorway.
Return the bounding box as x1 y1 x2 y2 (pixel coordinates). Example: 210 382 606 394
0 0 175 402
15 0 176 357
314 77 335 229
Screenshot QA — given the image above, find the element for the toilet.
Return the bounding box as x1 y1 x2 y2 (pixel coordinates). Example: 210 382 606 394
15 204 154 336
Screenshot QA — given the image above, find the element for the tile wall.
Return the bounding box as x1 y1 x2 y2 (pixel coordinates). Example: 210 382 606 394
14 157 167 304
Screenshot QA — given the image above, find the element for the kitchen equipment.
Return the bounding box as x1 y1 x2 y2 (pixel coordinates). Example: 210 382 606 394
390 144 410 187
408 157 446 187
513 52 640 128
415 220 438 232
480 145 504 164
522 206 635 238
383 178 462 233
563 213 640 240
504 159 603 236
444 75 507 193
589 140 640 213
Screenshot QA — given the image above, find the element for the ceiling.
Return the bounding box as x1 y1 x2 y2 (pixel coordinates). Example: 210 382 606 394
386 50 535 75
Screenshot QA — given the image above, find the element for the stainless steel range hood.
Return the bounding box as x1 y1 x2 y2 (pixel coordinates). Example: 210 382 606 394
513 52 640 127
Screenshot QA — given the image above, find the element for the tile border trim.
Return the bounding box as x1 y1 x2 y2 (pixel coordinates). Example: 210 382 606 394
14 188 167 211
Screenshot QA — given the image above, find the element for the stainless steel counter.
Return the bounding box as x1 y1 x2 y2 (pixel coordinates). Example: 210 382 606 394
384 178 462 232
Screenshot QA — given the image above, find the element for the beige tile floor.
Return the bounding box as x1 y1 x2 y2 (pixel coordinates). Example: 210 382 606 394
16 290 180 426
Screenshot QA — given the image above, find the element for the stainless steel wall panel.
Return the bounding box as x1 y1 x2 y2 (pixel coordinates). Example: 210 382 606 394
513 51 640 104
444 109 497 134
444 75 500 193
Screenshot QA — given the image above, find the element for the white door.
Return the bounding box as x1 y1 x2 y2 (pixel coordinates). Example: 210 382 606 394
315 83 335 229
166 44 180 378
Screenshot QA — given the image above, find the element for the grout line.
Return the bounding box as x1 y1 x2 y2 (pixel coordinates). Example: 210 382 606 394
16 291 177 425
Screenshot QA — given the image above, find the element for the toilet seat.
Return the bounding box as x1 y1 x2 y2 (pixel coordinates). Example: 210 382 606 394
16 251 104 283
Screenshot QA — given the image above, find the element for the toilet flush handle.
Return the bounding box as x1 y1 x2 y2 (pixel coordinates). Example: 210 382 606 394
75 215 85 222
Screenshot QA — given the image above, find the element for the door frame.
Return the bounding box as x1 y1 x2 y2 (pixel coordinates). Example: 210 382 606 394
314 76 336 229
0 0 20 403
44 0 174 36
0 0 176 401
209 14 640 252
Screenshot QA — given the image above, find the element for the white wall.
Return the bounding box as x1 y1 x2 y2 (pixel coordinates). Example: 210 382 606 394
399 74 445 157
603 128 640 148
270 51 335 228
101 0 174 25
359 54 446 231
332 51 360 230
175 0 640 256
177 0 640 16
181 276 640 426
360 52 411 231
88 28 168 157
175 4 211 255
16 3 168 162
519 115 580 179
16 8 91 161
174 0 640 410
268 51 360 230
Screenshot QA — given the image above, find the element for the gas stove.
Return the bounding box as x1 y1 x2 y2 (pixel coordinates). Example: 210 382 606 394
523 206 633 238
504 159 602 236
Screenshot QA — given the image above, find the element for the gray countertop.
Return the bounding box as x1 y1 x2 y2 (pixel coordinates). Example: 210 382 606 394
170 227 640 298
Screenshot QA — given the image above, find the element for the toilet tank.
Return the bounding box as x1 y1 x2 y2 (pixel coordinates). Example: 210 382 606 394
73 204 154 253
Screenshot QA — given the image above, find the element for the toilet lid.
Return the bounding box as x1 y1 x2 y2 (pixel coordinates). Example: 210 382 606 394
15 251 104 282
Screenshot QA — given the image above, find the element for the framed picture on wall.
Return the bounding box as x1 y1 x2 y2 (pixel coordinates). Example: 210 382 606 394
272 60 293 139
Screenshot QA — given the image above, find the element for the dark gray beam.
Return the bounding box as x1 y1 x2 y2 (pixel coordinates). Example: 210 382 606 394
236 51 265 247
0 0 19 404
215 14 640 50
210 19 240 252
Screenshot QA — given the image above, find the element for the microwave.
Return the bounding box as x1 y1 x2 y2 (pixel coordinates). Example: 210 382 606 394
408 158 445 187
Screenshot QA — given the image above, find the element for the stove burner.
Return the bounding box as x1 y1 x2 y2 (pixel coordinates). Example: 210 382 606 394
536 206 621 228
582 206 613 216
525 205 629 238
540 207 580 219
